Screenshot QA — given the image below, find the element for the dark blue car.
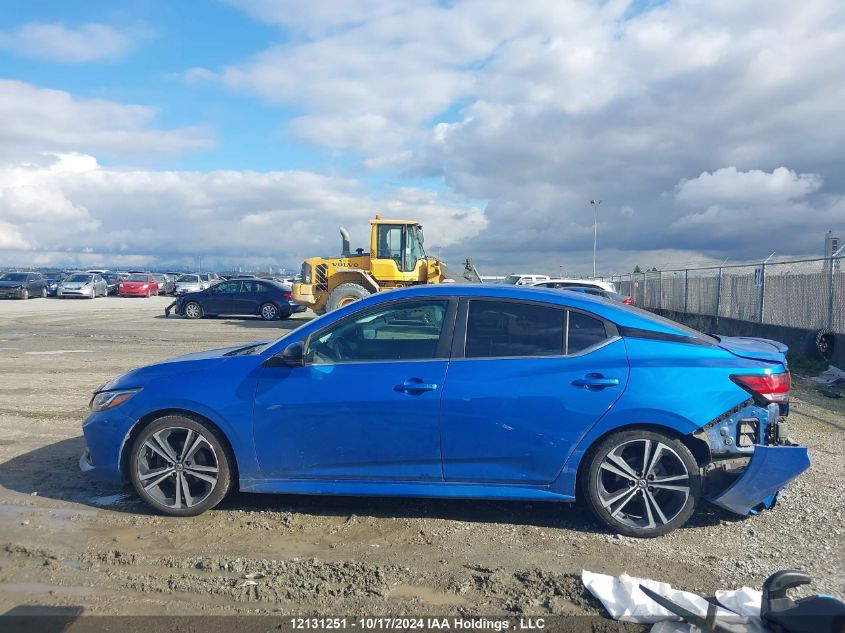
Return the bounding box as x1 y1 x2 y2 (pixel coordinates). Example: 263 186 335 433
81 284 808 537
171 278 305 320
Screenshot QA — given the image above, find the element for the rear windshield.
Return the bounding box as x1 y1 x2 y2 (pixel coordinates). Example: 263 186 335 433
177 275 199 283
619 304 719 345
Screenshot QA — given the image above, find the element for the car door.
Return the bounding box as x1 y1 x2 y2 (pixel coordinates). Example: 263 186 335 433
253 297 456 480
202 280 240 314
239 280 265 315
439 298 629 484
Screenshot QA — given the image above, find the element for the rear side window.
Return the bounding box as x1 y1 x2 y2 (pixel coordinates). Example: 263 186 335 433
567 312 607 354
465 301 564 358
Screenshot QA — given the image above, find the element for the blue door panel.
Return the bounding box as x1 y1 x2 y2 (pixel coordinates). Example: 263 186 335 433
439 339 629 484
254 361 447 480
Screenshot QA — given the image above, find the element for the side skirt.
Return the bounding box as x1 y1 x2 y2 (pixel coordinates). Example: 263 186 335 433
238 478 575 503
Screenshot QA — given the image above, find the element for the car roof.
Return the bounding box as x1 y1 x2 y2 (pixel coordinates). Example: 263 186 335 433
339 284 691 337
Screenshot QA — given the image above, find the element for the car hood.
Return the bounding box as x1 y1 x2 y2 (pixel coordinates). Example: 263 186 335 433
717 336 788 364
0 280 26 288
100 342 267 391
122 281 148 286
62 282 90 288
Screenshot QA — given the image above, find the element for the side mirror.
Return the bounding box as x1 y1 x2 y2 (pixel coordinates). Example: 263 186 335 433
265 341 304 368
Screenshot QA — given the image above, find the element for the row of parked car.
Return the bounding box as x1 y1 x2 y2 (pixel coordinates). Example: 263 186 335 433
501 274 633 304
0 270 228 300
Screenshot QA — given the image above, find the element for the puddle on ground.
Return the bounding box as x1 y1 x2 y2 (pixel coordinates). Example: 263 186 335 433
388 584 465 606
0 503 98 521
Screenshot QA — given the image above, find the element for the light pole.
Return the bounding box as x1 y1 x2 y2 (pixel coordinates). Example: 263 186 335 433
590 199 602 278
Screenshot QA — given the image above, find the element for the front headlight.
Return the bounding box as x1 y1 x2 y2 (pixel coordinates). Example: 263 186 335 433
90 389 141 412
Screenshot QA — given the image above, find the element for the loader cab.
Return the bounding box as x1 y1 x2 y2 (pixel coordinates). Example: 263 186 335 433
370 217 427 275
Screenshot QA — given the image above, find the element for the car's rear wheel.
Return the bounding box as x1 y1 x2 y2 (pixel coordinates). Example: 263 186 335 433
129 416 232 517
582 429 700 537
260 303 279 320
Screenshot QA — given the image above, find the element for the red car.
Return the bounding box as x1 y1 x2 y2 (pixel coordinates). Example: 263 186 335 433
119 273 159 297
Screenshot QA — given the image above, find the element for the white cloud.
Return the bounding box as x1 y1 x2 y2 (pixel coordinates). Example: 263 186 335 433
0 153 486 269
0 22 140 63
676 167 822 207
0 80 214 160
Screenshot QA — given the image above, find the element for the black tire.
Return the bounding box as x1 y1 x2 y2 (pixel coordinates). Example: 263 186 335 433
21 288 29 300
326 282 371 312
581 429 700 538
259 302 279 321
129 415 233 517
804 329 835 360
184 301 203 319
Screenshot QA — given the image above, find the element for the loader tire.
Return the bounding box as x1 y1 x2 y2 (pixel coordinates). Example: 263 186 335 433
327 283 371 312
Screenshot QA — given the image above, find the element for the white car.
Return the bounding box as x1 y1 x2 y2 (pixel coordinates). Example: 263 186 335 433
57 273 109 299
502 274 551 286
174 274 207 295
532 278 617 293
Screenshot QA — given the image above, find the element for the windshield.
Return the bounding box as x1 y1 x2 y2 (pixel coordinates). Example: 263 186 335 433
127 274 148 282
177 275 199 283
102 273 118 282
408 225 426 263
152 275 165 282
0 272 28 281
68 274 92 283
503 275 522 285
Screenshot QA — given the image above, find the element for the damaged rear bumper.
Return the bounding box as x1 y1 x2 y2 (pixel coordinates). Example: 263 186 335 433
707 444 810 515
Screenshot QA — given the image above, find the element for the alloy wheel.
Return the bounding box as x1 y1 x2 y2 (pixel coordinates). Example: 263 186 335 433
185 302 201 319
595 439 691 531
260 303 278 320
135 427 219 510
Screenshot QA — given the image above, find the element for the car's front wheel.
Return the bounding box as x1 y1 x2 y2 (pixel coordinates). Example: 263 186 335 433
184 301 203 319
129 416 232 516
260 302 279 320
582 429 700 537
21 288 29 300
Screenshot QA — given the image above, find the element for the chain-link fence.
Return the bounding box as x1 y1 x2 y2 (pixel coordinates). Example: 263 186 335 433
606 256 844 334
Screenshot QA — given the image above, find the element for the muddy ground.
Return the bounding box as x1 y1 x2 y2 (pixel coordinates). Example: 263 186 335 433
0 296 843 619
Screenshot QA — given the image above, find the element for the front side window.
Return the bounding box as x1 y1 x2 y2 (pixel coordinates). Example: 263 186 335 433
465 301 565 358
212 281 240 294
306 300 449 364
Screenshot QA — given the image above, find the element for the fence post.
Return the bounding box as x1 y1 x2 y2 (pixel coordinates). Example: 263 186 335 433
715 267 722 318
759 262 766 323
658 271 663 310
828 256 837 330
643 273 647 307
684 269 689 313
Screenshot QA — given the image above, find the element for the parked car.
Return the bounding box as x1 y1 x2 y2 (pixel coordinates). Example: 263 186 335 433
533 278 618 293
80 285 808 537
44 272 69 296
164 273 182 293
551 285 633 305
502 273 551 285
0 271 48 299
171 278 305 320
100 272 121 295
119 273 159 297
174 274 209 295
151 274 174 295
57 273 108 299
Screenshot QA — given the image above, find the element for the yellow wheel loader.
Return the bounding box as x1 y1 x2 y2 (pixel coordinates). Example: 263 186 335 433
292 215 479 314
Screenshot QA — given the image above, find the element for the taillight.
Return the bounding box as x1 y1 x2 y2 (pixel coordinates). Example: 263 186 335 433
731 372 790 402
623 297 633 305
282 291 292 298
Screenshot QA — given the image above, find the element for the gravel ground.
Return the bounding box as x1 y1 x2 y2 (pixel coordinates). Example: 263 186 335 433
0 296 842 618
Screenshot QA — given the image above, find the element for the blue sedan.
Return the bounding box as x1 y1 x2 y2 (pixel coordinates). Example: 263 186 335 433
80 285 809 537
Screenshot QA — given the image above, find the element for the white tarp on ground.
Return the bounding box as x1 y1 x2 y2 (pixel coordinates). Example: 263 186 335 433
582 570 766 633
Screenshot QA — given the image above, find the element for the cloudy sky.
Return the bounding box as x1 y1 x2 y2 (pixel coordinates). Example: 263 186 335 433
0 0 842 275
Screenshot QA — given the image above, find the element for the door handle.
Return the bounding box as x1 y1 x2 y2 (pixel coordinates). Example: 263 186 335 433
394 379 438 393
572 373 620 389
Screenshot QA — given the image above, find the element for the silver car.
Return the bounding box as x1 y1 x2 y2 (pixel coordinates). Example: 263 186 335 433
57 273 108 299
174 273 206 295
